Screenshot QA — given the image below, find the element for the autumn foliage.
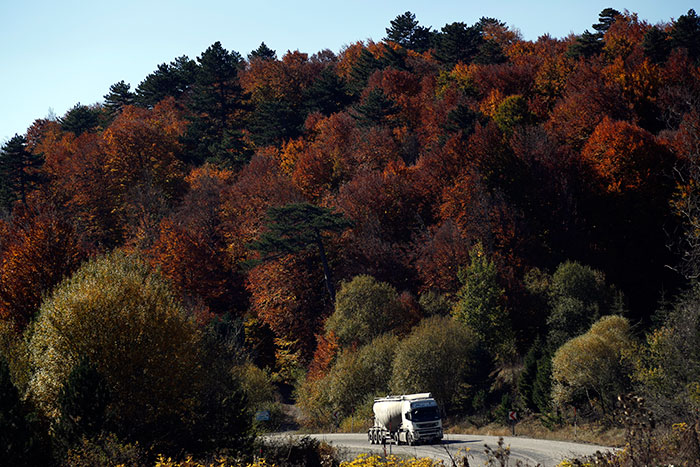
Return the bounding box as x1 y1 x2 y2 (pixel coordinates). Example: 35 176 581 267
3 9 700 460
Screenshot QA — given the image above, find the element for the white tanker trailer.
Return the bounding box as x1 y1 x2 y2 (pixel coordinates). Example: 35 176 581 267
368 393 443 445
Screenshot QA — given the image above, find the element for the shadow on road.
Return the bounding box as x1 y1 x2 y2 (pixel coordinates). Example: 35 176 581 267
441 438 483 445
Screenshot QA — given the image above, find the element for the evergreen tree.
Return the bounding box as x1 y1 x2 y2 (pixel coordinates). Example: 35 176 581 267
386 11 420 46
532 354 553 413
517 338 542 411
347 48 382 96
248 98 302 147
643 26 671 63
351 88 399 127
672 9 700 63
59 103 102 135
303 66 352 116
474 17 508 64
385 11 433 52
249 202 352 301
0 134 44 211
379 43 409 70
567 30 604 59
183 42 250 167
474 38 507 65
452 243 514 359
568 9 620 59
446 103 480 140
103 80 134 117
248 42 277 61
135 55 197 108
592 8 621 35
435 21 484 66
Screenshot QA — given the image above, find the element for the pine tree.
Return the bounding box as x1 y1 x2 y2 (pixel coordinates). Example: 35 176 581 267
303 66 352 116
248 42 277 61
532 354 553 413
249 203 352 301
567 30 604 58
517 338 542 411
386 11 420 46
452 243 513 358
0 134 44 211
643 27 671 63
351 88 399 127
379 43 409 70
672 9 700 63
347 48 382 96
384 11 433 52
474 17 507 64
474 38 507 65
59 103 102 135
568 9 620 59
135 55 197 108
592 8 621 35
183 42 250 167
248 98 302 147
103 80 134 117
446 104 480 140
435 22 484 66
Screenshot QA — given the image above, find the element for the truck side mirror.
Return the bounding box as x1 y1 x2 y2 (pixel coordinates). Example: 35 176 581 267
405 412 412 421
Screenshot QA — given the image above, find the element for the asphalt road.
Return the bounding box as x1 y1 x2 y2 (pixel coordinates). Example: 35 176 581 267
276 433 615 467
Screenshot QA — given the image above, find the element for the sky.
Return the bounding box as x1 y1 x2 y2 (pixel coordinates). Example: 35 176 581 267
0 0 697 143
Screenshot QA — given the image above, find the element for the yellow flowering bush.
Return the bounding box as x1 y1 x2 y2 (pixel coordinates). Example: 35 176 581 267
340 453 444 467
155 455 275 467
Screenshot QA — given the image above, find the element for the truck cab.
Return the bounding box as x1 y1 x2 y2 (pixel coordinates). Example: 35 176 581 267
399 397 443 445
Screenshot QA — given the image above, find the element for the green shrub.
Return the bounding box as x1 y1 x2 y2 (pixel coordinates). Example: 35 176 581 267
63 432 146 467
390 315 484 412
325 275 403 347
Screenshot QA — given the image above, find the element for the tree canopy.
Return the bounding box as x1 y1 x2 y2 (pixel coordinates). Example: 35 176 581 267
325 274 404 347
3 7 700 458
249 202 352 301
25 251 250 451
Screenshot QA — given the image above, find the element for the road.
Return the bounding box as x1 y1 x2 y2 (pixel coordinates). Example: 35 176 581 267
274 433 615 467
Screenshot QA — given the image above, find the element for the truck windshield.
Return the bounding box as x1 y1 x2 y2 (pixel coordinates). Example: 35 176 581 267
411 406 440 422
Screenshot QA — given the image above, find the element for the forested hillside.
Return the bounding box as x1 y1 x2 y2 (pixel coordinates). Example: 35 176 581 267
2 8 700 465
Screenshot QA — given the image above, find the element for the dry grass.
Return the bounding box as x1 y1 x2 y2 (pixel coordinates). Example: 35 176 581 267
446 415 625 447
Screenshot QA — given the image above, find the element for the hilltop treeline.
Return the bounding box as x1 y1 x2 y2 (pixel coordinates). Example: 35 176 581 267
2 8 700 464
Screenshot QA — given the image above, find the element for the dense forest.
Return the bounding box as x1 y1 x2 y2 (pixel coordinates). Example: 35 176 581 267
2 7 700 465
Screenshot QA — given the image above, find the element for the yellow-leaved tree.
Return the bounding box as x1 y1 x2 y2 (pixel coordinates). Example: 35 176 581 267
26 250 252 453
552 315 634 418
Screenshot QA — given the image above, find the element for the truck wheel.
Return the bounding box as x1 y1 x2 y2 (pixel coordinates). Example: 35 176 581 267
407 433 414 446
368 431 373 444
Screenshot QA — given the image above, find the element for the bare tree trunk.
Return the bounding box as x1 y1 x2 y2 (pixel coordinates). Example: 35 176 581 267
315 231 336 302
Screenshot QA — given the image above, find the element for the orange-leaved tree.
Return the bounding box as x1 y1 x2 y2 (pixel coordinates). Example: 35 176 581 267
149 165 247 316
0 200 88 331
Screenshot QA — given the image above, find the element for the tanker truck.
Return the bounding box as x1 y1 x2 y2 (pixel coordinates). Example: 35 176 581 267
368 393 443 446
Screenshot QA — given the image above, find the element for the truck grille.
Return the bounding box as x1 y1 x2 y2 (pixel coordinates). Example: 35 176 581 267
418 422 438 428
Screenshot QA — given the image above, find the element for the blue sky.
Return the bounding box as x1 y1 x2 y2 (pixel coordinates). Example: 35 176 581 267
0 0 696 143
